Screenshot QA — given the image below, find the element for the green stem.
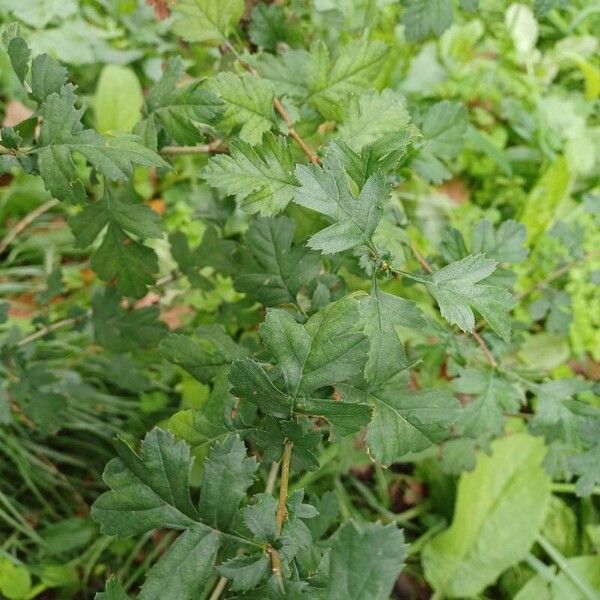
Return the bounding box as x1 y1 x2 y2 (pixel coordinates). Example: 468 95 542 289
537 533 600 600
551 482 600 496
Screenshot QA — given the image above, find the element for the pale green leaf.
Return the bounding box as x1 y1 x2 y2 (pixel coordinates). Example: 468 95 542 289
202 135 297 215
95 65 143 133
211 72 275 146
36 90 167 203
425 254 515 340
166 370 238 468
170 0 244 45
30 53 67 103
229 359 293 419
338 89 411 152
219 556 270 591
140 57 222 148
472 219 529 263
411 101 468 184
515 555 600 600
422 434 552 597
364 389 460 465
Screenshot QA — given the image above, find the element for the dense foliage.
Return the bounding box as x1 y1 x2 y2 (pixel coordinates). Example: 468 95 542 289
0 0 599 598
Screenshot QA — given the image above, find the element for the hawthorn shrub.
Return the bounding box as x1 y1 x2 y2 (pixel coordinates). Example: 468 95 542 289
0 1 599 599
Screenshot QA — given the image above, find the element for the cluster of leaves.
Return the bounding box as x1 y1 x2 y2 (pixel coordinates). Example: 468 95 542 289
1 0 599 599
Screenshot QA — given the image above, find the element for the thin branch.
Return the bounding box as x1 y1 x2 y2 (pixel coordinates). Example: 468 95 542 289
0 199 60 255
225 43 320 164
409 244 433 274
16 313 89 347
269 440 293 590
160 140 227 156
516 250 600 301
275 440 293 536
272 98 320 164
265 461 279 495
208 576 228 600
471 330 498 369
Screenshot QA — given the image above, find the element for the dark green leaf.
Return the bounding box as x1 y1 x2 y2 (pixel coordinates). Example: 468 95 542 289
326 521 406 600
198 436 257 530
91 428 199 536
160 326 249 384
203 135 297 215
235 216 321 306
294 155 389 254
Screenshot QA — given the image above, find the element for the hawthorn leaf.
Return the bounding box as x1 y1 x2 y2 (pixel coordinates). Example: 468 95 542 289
235 216 321 306
91 224 158 298
219 556 270 592
338 89 411 152
168 232 212 290
254 417 321 472
5 34 30 83
307 39 388 119
30 54 68 103
364 389 461 465
160 325 249 384
425 254 515 340
170 0 244 45
95 579 131 600
69 187 162 247
243 494 278 542
328 132 417 188
211 72 275 146
569 444 600 497
454 368 522 438
294 397 372 437
259 297 369 396
139 527 219 600
326 521 406 600
403 0 453 41
0 126 22 150
91 428 199 536
198 436 257 530
307 492 340 541
472 219 529 263
192 226 238 276
92 288 167 352
166 370 238 468
139 57 222 148
422 434 551 597
202 135 297 215
36 90 167 203
361 289 425 387
249 4 293 51
411 101 468 184
229 359 293 419
294 156 390 254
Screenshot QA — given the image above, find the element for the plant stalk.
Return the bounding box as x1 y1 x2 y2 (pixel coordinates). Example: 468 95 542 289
270 440 293 590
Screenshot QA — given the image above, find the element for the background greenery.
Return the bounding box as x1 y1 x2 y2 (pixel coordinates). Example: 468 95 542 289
0 0 599 598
